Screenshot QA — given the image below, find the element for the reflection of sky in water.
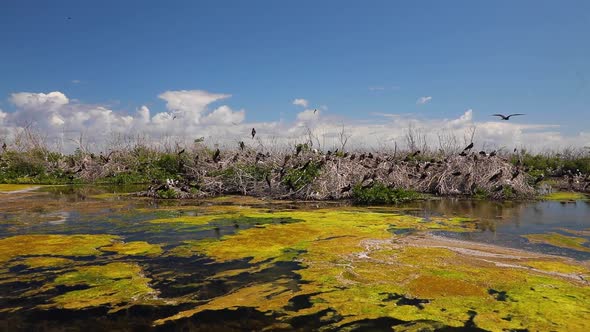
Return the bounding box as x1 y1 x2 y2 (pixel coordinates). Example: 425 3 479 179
1 187 589 260
406 199 590 259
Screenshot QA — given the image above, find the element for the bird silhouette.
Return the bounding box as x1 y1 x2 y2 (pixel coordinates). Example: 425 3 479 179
489 170 503 182
251 128 256 139
213 149 221 163
313 109 318 114
177 149 185 155
463 142 474 151
451 171 462 176
492 113 525 120
239 141 245 151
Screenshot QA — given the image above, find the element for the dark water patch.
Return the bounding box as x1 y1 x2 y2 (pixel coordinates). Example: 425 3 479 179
289 308 342 329
381 292 430 309
488 289 509 302
157 307 283 332
284 292 321 311
334 316 406 331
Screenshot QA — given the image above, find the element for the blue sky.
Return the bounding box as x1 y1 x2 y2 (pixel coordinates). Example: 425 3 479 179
0 1 589 150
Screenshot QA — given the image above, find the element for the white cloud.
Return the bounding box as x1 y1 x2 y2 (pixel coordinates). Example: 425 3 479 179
0 91 587 153
201 105 245 125
158 90 231 124
10 91 69 112
417 96 432 105
296 109 320 122
293 98 309 108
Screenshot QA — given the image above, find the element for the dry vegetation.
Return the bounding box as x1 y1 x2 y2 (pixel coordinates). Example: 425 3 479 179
1 126 589 202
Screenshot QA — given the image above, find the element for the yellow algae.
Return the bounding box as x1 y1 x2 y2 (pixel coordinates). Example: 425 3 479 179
19 257 74 269
0 184 39 193
157 208 590 331
0 234 118 263
100 241 163 256
543 191 588 201
524 260 590 275
48 262 157 310
524 232 590 253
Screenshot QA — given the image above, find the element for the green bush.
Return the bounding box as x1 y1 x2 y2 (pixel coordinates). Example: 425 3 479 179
282 161 322 191
352 182 420 204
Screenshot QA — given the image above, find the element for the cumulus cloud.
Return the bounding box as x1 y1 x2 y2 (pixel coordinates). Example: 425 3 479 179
293 98 309 108
158 90 231 124
417 96 432 105
201 105 245 125
296 109 319 122
0 90 587 152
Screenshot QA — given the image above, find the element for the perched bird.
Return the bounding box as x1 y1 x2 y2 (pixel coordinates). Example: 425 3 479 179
340 184 352 193
492 113 525 120
489 170 503 182
459 151 468 157
478 151 487 156
177 149 185 155
411 150 421 157
463 142 474 152
239 141 245 151
489 151 497 157
251 128 257 139
213 148 221 163
296 145 303 156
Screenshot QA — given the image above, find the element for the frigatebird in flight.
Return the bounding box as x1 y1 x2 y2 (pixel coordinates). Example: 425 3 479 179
492 113 525 120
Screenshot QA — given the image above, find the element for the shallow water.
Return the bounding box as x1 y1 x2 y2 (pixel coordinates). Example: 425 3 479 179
0 186 589 331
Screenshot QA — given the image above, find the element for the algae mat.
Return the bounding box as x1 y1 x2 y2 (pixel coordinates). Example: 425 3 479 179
1 188 589 331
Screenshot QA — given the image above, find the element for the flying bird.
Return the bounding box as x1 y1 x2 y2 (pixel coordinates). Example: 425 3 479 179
492 113 525 120
251 128 256 139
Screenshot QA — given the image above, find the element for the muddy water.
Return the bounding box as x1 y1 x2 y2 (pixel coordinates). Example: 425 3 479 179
0 186 589 331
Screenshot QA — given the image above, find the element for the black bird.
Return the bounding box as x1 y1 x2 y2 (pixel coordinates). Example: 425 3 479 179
177 149 185 155
265 174 272 189
489 151 497 157
251 128 256 139
459 151 468 156
411 150 421 157
452 171 462 176
213 148 221 163
534 174 545 184
492 113 525 120
479 151 487 156
368 152 374 159
463 142 474 151
340 184 352 193
489 170 503 182
239 141 245 151
350 154 356 160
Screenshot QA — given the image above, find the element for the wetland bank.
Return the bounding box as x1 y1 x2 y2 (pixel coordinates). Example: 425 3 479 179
0 185 589 331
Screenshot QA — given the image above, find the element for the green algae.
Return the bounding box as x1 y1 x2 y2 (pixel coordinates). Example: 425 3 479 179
47 262 157 310
524 232 590 253
0 234 118 263
100 241 163 256
542 191 588 201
